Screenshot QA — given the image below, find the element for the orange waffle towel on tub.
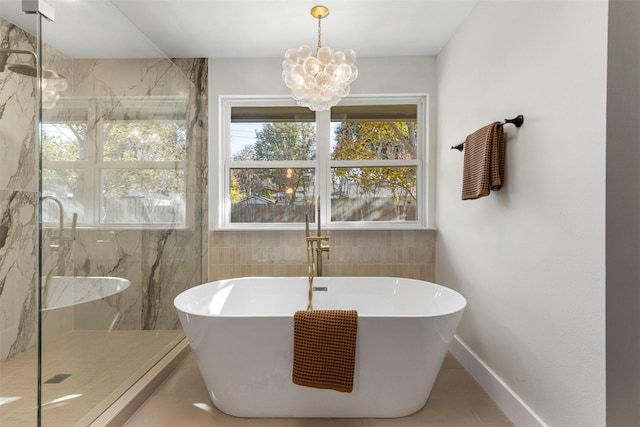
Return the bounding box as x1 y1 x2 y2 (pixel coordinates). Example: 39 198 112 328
292 309 358 393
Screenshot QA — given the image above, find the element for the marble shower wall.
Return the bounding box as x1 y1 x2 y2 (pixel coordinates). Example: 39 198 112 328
173 58 209 286
1 21 208 358
59 57 208 333
0 19 39 361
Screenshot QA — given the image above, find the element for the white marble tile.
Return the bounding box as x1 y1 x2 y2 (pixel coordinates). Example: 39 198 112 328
0 191 37 361
0 20 38 193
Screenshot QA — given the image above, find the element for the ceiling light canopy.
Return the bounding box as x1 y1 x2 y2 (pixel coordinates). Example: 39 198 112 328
282 5 358 112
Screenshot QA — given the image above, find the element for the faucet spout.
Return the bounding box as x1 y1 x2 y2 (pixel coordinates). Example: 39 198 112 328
42 195 64 235
42 195 76 244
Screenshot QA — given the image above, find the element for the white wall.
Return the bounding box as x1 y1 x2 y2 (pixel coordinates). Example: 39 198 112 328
435 1 607 426
208 56 437 228
606 0 640 425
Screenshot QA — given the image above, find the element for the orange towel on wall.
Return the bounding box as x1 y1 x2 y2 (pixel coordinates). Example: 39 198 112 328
292 309 358 393
462 122 505 200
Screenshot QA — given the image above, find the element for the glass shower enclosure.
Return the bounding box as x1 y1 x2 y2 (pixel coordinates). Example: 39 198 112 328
0 1 206 425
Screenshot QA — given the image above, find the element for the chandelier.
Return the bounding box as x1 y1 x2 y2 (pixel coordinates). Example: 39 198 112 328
282 5 358 111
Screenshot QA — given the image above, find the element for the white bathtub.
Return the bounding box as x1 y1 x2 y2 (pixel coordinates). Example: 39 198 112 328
174 276 466 418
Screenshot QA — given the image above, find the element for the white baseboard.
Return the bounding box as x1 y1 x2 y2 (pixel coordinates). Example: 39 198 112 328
449 336 548 427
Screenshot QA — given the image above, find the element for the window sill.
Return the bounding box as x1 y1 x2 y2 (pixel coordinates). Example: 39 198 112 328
212 224 435 232
43 224 194 232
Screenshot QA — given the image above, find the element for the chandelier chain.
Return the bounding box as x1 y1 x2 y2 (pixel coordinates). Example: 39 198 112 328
317 16 322 52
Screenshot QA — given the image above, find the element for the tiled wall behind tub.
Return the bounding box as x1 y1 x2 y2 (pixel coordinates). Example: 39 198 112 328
209 230 435 281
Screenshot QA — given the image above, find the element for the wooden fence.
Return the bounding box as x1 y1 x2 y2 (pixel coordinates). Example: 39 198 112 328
231 198 415 223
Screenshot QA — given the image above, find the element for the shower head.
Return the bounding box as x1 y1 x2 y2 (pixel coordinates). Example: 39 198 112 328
0 48 64 80
0 48 36 71
6 63 36 77
0 47 68 108
6 63 61 79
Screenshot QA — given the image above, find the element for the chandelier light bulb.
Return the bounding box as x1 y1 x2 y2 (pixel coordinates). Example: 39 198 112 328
282 5 358 111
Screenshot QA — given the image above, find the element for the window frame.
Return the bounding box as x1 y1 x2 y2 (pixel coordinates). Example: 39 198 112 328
42 96 190 229
217 94 430 230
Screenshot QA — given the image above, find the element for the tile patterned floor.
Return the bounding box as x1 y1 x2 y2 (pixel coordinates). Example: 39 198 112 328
125 353 513 427
0 330 183 426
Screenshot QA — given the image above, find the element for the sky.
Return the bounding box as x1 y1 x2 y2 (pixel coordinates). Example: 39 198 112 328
229 122 261 157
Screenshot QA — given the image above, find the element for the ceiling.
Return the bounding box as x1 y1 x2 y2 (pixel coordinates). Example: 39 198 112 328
0 0 478 59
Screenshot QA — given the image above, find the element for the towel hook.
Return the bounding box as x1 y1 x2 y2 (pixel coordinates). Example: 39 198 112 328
451 115 524 151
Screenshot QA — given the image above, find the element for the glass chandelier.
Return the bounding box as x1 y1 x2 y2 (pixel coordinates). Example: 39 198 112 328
282 5 358 112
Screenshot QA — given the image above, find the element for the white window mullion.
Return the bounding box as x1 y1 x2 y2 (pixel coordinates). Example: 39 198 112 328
315 109 331 229
98 160 186 170
329 160 419 168
88 100 100 225
227 160 316 169
223 161 230 227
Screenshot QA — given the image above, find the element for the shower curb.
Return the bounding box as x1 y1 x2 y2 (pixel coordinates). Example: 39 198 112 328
87 337 191 427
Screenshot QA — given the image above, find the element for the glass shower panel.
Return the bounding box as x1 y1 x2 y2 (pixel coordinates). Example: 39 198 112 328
0 3 41 427
37 2 206 426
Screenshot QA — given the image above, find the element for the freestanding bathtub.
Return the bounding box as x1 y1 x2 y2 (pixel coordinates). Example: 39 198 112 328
174 276 466 418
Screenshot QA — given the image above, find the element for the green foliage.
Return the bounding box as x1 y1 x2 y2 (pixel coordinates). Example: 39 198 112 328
231 120 417 207
41 119 188 223
102 169 184 200
232 122 316 204
42 123 87 196
332 121 416 161
42 123 86 161
254 122 315 161
103 121 186 162
102 121 186 200
332 120 417 202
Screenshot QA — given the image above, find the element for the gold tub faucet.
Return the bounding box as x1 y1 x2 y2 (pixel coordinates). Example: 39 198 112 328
306 197 329 277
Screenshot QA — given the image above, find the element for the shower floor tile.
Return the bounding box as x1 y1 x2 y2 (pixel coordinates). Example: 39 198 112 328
0 330 183 427
124 352 514 427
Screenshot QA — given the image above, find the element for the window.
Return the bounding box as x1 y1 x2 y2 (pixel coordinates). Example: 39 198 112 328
42 97 188 226
219 95 427 230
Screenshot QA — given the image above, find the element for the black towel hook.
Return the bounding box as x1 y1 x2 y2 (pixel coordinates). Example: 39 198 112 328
451 115 524 151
